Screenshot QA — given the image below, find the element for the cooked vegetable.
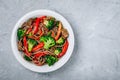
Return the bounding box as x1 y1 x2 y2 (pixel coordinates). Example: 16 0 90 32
39 29 43 37
34 52 46 58
32 18 40 34
32 16 46 34
54 48 62 55
32 42 44 52
55 22 62 40
40 36 55 49
39 16 46 22
23 55 32 61
56 37 65 45
17 28 26 40
17 16 69 66
58 40 69 58
27 39 37 52
45 55 58 66
23 36 31 56
51 30 55 38
44 19 54 30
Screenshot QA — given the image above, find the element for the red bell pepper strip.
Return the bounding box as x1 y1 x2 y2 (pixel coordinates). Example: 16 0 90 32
33 51 47 66
23 36 31 56
23 36 27 48
34 52 46 58
32 18 40 34
40 29 43 36
51 30 55 38
57 40 69 58
32 42 44 52
32 16 46 34
55 22 62 40
39 16 46 22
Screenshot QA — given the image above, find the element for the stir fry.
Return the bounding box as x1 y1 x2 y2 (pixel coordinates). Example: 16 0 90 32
17 16 69 66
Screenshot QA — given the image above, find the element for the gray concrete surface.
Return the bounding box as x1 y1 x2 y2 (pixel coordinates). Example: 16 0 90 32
0 0 120 80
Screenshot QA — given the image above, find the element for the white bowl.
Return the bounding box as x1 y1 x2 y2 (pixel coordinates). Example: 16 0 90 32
11 9 74 73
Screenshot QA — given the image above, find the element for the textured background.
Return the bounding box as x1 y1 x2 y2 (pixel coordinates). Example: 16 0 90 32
0 0 120 80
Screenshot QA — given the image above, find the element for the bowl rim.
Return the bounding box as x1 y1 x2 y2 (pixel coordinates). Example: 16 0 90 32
11 9 74 73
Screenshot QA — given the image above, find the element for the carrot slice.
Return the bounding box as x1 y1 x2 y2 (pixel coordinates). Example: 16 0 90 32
55 22 62 40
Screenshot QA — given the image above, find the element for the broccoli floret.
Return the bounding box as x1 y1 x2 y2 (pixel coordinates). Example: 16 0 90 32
40 36 55 49
45 55 58 66
56 37 65 45
17 28 26 40
54 48 62 55
27 39 37 52
23 55 32 61
44 19 55 30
